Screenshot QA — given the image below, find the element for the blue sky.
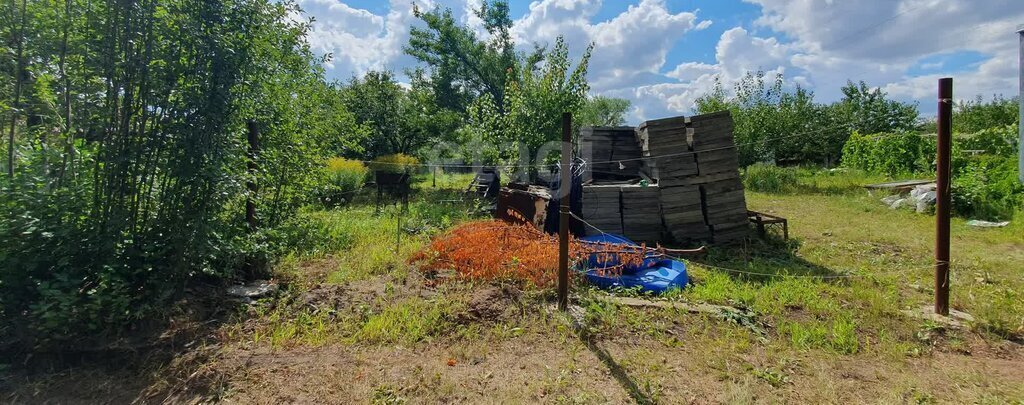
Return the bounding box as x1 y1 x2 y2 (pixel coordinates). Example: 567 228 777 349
294 0 1024 121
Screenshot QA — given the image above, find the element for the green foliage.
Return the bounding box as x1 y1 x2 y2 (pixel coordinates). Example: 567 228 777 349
953 95 1019 134
834 81 920 135
322 158 368 206
743 163 799 193
578 96 631 127
467 37 592 167
369 154 420 174
842 129 1021 219
695 74 919 167
956 124 1019 157
342 70 454 158
951 155 1023 220
695 72 842 166
405 1 524 113
0 0 364 344
841 131 935 176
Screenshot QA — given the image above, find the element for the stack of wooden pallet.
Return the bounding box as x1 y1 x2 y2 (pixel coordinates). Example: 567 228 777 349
620 185 663 243
581 126 643 181
580 185 622 235
690 111 741 176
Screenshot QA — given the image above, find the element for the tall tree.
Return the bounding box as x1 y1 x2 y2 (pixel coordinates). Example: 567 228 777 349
467 37 592 168
834 80 919 134
953 95 1019 133
405 0 540 113
578 96 631 127
0 0 367 342
341 69 457 158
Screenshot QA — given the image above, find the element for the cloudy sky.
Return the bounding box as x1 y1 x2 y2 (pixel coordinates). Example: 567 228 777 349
295 0 1024 122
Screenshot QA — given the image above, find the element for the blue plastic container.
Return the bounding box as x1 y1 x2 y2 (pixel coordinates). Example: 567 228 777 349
578 234 689 294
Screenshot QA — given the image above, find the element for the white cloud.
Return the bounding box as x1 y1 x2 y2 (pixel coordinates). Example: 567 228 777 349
295 0 1024 121
295 0 422 75
626 0 1024 121
745 0 1024 101
511 0 699 94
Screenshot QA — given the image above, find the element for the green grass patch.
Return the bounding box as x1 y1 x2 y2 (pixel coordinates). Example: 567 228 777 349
355 297 456 345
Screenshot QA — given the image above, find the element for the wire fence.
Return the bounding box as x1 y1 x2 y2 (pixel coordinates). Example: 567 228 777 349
569 211 944 280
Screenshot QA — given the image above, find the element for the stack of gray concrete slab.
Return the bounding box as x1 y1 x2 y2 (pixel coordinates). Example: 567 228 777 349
580 110 748 244
620 185 663 243
581 126 643 181
580 185 623 235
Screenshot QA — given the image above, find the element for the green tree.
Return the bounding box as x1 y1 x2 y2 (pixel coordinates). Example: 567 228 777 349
834 80 919 134
696 71 834 165
342 71 406 157
342 69 459 159
696 75 920 166
405 0 542 113
578 96 631 126
0 0 365 344
467 37 592 170
953 95 1019 133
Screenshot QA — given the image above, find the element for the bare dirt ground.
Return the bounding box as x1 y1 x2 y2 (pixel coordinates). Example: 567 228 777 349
4 271 1021 404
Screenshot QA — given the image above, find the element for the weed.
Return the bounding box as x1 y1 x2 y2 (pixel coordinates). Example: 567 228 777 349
371 384 407 405
752 367 790 387
356 297 454 345
829 316 859 354
743 163 799 193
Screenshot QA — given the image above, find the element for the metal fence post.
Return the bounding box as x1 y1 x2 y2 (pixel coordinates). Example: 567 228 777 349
558 112 571 311
935 78 952 316
1017 25 1023 184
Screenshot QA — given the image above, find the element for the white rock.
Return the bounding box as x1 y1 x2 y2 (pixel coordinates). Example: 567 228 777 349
227 280 278 298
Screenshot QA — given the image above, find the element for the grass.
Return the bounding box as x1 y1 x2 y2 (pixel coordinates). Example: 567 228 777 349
12 168 1023 403
209 167 1024 401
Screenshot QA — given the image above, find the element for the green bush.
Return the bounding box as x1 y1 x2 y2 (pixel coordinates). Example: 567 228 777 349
951 155 1023 220
956 124 1019 157
841 131 935 176
321 158 368 206
743 163 799 193
840 128 1021 219
369 154 419 174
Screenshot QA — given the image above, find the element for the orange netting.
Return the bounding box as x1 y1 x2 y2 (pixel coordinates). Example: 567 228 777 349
409 220 650 286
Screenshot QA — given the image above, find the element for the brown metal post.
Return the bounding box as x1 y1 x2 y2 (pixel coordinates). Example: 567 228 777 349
935 78 952 316
558 112 572 311
246 120 260 231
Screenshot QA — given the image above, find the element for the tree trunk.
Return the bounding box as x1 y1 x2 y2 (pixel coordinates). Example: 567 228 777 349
6 0 28 179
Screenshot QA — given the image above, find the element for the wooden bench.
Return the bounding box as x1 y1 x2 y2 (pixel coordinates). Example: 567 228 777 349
748 210 788 240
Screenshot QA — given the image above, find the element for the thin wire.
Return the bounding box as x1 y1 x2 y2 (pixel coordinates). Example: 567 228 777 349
355 122 858 170
570 211 946 280
589 122 855 165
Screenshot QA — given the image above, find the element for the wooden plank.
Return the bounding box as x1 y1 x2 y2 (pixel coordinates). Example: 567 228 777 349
863 179 935 190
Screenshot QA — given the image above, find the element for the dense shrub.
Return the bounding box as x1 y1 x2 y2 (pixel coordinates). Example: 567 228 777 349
370 154 420 173
956 124 1019 157
743 163 799 193
841 131 935 176
0 0 360 345
322 158 368 206
951 155 1023 220
842 127 1021 219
